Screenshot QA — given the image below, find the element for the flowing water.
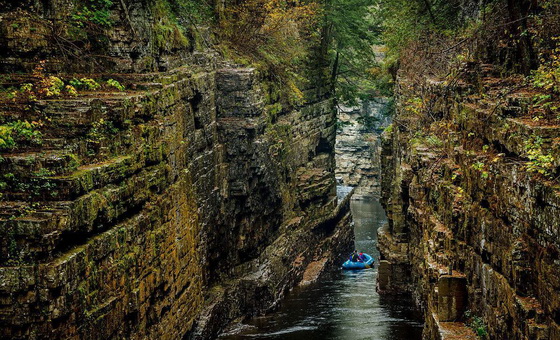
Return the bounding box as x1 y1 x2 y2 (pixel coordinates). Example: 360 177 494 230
219 198 424 340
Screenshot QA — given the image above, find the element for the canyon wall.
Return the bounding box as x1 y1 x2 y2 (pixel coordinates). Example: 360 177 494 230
378 65 560 339
335 100 391 199
0 2 352 339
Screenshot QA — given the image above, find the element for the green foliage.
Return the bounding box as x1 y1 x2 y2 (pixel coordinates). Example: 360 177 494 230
152 0 191 52
5 62 77 102
530 37 560 97
524 135 556 178
471 160 490 179
220 0 320 107
404 97 425 116
70 78 101 91
66 85 78 96
166 0 214 26
464 310 488 338
87 119 119 143
409 131 444 149
33 168 55 177
72 0 114 27
532 64 560 94
0 120 43 151
106 79 125 91
472 161 485 171
383 124 393 134
265 102 284 123
377 0 492 66
40 76 65 97
324 0 382 104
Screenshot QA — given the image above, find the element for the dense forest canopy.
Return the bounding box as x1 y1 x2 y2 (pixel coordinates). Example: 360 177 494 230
215 0 560 105
1 0 559 106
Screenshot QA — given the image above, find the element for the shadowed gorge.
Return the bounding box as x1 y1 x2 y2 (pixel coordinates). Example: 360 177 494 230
1 0 560 340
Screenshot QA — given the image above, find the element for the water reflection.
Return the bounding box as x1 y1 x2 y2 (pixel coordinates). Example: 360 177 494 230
219 199 423 340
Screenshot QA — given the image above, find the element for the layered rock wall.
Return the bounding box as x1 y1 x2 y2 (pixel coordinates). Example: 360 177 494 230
0 2 351 339
378 67 560 339
335 100 391 199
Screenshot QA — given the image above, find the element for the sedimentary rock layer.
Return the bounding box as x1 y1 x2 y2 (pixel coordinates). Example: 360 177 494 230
0 64 352 339
378 67 560 339
335 100 391 199
0 2 352 338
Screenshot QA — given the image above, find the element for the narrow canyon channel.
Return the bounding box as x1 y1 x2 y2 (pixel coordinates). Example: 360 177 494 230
220 195 423 340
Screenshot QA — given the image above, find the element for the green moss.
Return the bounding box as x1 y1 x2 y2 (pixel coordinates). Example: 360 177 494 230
265 123 293 166
68 154 82 172
152 0 190 52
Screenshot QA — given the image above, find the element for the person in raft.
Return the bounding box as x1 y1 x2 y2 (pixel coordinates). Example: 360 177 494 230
349 250 362 262
358 252 367 262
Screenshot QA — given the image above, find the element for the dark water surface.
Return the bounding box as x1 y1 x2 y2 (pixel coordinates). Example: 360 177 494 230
219 199 423 340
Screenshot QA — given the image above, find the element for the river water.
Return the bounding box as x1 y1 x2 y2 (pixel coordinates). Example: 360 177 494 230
219 198 423 340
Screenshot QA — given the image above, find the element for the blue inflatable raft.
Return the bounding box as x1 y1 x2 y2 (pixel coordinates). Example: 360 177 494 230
342 253 374 270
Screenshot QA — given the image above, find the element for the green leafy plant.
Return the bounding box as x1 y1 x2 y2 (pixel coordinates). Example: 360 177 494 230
152 0 190 52
106 79 125 91
404 97 425 116
87 118 119 144
464 310 488 338
70 77 101 91
65 85 78 96
384 124 393 134
472 161 485 171
72 0 114 28
531 40 560 94
33 168 55 177
0 120 43 151
524 135 556 178
471 161 489 179
6 61 78 102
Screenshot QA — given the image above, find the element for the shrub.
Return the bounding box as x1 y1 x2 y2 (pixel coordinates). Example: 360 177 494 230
524 135 556 178
531 37 560 95
106 79 125 91
0 120 43 151
70 78 101 91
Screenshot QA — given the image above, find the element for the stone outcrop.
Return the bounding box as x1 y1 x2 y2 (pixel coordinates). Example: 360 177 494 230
378 66 560 339
0 2 352 339
0 66 352 340
335 100 391 199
